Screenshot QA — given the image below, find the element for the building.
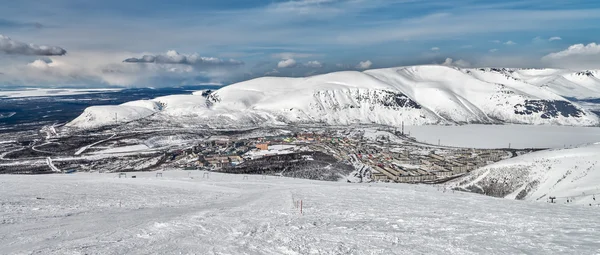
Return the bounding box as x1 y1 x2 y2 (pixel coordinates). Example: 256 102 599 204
256 143 269 150
228 155 243 165
371 172 390 181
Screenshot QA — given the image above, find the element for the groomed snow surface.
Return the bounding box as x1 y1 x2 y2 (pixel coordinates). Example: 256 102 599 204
1 171 599 254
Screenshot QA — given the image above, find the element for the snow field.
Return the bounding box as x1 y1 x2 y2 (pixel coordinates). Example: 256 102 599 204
1 171 599 254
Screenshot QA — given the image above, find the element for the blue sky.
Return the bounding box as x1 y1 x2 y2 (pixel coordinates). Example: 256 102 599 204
1 0 600 87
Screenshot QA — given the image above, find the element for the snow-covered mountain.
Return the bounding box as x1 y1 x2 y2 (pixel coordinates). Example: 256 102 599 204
67 65 600 129
475 68 600 100
450 142 600 205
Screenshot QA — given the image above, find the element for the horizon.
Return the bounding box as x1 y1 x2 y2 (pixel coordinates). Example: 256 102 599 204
1 64 596 90
2 0 600 88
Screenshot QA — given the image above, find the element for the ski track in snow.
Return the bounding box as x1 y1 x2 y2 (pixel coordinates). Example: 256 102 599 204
1 171 599 254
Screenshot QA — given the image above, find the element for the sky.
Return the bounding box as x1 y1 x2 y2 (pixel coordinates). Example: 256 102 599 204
1 0 600 88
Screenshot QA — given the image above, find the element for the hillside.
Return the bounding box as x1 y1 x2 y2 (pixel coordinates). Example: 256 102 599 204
1 171 599 254
66 65 600 129
449 142 600 205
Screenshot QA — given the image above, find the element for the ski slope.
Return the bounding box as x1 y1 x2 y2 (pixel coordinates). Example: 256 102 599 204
1 171 599 254
66 65 600 129
450 143 600 205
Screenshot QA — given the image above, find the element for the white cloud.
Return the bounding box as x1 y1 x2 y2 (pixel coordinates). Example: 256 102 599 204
542 43 600 69
489 49 499 53
504 40 517 45
0 50 239 87
27 59 52 69
265 69 280 75
431 47 440 51
491 40 501 44
304 60 323 68
532 36 544 43
267 0 339 15
549 36 562 41
0 34 66 56
277 58 297 68
442 58 471 68
123 50 244 67
544 43 600 59
356 60 372 69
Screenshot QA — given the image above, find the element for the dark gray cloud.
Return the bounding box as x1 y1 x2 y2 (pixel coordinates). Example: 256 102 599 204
123 50 244 67
0 34 66 56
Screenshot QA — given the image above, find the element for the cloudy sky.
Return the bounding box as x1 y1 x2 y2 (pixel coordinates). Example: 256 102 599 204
2 0 600 88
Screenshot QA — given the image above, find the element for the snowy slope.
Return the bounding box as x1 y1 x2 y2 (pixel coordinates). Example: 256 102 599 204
67 104 158 128
450 143 600 205
66 65 600 129
1 171 599 254
469 68 600 100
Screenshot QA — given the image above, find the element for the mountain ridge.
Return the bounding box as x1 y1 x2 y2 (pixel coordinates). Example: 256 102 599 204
66 65 600 129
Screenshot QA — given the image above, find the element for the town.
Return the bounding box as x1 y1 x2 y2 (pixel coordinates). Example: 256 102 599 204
164 127 532 183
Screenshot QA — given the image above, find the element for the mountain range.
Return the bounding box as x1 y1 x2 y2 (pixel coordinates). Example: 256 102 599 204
67 65 600 129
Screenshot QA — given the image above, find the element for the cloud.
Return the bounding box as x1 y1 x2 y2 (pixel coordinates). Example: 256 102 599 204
271 52 320 59
542 43 600 69
123 50 244 67
27 59 52 69
267 0 341 15
356 60 372 69
549 36 562 41
265 69 280 75
304 60 323 68
504 40 517 45
491 40 501 44
442 58 471 68
489 49 499 53
431 47 440 51
277 58 297 68
0 34 66 56
0 50 243 87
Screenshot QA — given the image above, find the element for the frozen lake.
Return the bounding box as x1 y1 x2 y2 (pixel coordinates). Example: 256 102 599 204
404 124 600 149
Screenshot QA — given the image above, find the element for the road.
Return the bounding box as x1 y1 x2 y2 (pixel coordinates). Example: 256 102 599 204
74 133 117 155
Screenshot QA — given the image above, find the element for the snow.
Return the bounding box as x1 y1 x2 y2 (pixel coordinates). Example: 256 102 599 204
66 105 157 128
0 88 121 98
450 143 600 205
66 65 600 129
404 124 600 149
91 144 150 154
1 171 599 254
